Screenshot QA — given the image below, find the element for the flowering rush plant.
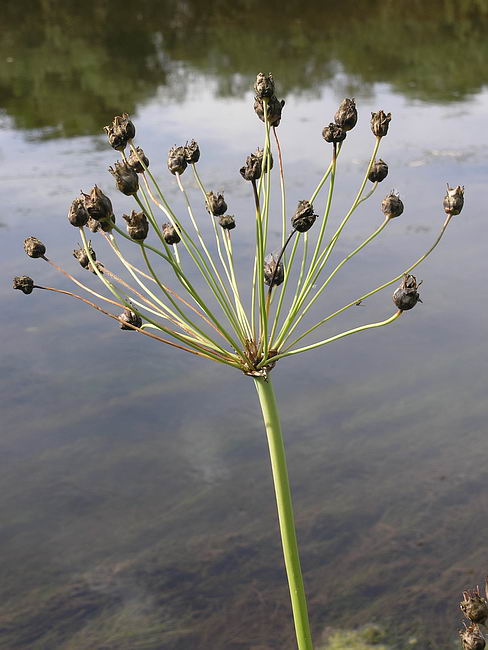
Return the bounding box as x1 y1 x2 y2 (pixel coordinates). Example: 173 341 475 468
14 73 464 649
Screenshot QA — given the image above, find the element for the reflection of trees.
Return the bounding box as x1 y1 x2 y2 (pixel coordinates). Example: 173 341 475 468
2 0 488 137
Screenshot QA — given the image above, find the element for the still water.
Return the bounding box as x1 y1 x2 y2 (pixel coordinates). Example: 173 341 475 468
1 1 488 648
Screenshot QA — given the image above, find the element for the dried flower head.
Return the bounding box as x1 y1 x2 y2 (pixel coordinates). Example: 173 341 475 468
127 146 149 173
119 308 142 330
371 110 392 137
218 215 236 230
167 146 187 175
334 98 357 132
322 123 346 144
264 252 284 287
254 72 275 99
392 274 421 311
68 196 90 227
23 236 46 258
104 113 135 151
73 242 96 270
184 140 200 164
368 159 389 183
109 160 139 196
123 210 149 241
82 186 114 223
162 223 181 245
443 184 465 216
460 624 486 650
381 191 404 219
254 95 285 127
13 275 34 294
291 200 317 233
206 191 227 217
461 588 488 625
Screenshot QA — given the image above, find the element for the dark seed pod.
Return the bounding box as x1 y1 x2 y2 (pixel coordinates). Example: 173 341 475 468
109 160 139 196
254 72 275 99
254 95 285 127
104 113 135 151
291 200 317 233
264 252 284 287
184 140 200 164
123 210 149 240
461 589 488 625
119 308 142 330
167 146 187 175
82 186 114 223
162 223 181 245
206 191 227 216
218 215 236 230
443 184 464 216
68 196 90 227
240 148 273 182
13 275 34 294
381 191 404 219
87 217 101 233
322 123 346 144
23 236 46 258
368 159 389 183
334 98 357 132
460 624 486 650
392 274 421 311
127 146 149 173
73 242 96 269
371 110 392 137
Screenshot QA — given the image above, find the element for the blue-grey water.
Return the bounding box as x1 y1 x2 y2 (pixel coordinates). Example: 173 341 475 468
1 2 488 648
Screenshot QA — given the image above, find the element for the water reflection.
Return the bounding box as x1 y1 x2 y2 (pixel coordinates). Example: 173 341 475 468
2 0 488 138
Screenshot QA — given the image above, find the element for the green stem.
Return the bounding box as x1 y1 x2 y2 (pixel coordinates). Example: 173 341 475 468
254 376 313 650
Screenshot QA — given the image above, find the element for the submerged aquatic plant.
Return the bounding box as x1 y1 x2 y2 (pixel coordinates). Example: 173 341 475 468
14 73 465 649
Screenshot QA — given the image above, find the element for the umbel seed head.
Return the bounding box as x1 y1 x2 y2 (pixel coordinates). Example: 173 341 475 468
119 308 142 330
206 191 227 216
291 200 317 233
322 123 346 144
218 215 236 230
82 186 114 223
264 252 284 287
13 275 34 294
167 146 187 175
123 210 149 241
73 243 96 270
393 274 421 311
460 624 486 650
371 110 392 137
461 588 488 625
127 146 149 173
109 160 139 196
443 184 464 216
184 140 200 164
104 113 135 151
334 98 357 132
382 191 404 219
254 72 275 99
23 236 46 258
68 196 89 227
162 223 181 245
254 95 285 128
368 159 389 183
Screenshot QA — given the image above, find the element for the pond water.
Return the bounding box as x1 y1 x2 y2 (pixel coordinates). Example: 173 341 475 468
1 1 488 648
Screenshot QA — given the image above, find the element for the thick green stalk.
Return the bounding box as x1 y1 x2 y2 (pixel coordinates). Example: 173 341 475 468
254 376 313 650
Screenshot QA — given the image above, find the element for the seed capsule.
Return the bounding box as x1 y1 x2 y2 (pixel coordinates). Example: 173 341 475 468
392 274 421 311
381 191 404 219
334 98 357 132
119 308 142 330
162 223 181 245
68 197 90 227
104 113 135 151
123 210 149 240
184 140 200 164
109 160 139 196
264 252 284 287
254 72 275 99
73 243 96 270
460 624 486 650
322 123 346 144
443 184 464 216
240 148 273 182
291 200 317 233
461 589 488 625
127 146 149 173
82 186 114 223
206 191 227 216
23 236 46 258
167 146 187 175
254 95 285 127
368 159 389 183
371 110 392 137
13 275 34 294
218 215 236 230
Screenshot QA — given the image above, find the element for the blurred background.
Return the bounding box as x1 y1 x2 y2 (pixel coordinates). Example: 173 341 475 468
1 1 487 648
